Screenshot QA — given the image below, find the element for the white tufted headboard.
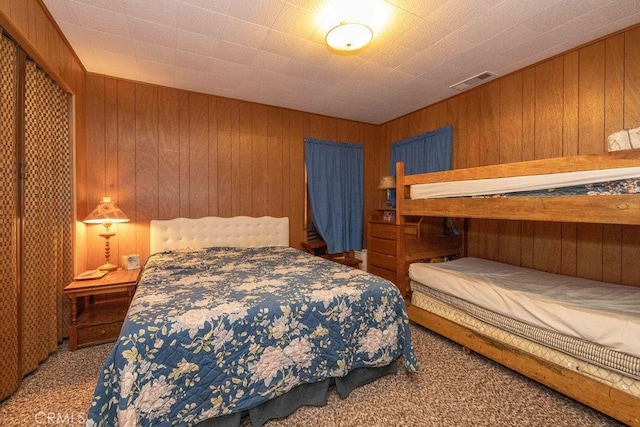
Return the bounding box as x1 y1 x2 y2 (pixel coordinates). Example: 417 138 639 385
149 216 289 254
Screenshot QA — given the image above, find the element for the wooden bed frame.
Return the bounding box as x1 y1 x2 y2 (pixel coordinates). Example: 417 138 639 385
395 149 640 426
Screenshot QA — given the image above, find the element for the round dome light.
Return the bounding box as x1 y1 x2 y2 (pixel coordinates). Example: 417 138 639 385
325 22 373 51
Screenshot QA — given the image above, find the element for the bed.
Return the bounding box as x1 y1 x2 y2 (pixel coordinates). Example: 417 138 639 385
86 216 417 427
394 150 640 426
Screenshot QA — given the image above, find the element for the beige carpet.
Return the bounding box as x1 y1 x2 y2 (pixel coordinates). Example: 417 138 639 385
0 324 622 426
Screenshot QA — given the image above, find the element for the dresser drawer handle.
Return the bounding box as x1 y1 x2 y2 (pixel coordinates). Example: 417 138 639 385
100 329 107 336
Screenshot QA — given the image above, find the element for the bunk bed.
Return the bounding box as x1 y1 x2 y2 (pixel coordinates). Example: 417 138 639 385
395 149 640 427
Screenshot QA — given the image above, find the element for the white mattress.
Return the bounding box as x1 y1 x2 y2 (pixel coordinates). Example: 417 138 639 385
409 166 640 199
408 257 640 358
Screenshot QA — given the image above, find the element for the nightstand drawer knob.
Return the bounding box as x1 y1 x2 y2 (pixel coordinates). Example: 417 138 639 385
100 329 107 336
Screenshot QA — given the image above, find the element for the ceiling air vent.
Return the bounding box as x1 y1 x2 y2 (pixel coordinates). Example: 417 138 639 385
450 71 498 91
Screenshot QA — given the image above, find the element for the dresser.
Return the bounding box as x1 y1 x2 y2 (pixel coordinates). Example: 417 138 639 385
367 209 463 298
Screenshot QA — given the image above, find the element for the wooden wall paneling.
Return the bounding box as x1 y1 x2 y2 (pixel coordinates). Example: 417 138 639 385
134 84 158 264
229 99 240 216
602 225 622 284
406 110 421 137
622 227 640 287
116 80 136 259
188 93 209 219
103 78 121 265
576 41 606 280
239 101 253 216
374 123 387 210
561 51 580 277
216 97 232 217
104 78 118 196
624 26 640 127
178 91 190 217
602 34 625 283
479 82 500 261
579 41 606 154
207 96 219 217
497 73 523 266
0 1 10 16
267 106 283 217
621 28 640 287
251 104 268 216
335 118 350 142
519 68 536 268
498 73 523 165
465 90 481 168
534 58 563 159
577 224 603 281
281 110 291 223
561 224 577 277
288 110 306 247
533 58 563 273
480 82 500 166
362 124 376 244
425 103 442 134
84 75 106 269
445 96 460 169
453 93 468 170
464 89 483 257
157 87 180 220
521 67 536 162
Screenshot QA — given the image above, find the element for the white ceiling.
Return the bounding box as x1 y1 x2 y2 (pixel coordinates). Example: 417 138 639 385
42 0 640 125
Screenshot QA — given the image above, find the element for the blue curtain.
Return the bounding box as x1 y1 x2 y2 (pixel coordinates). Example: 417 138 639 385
305 138 363 254
388 125 453 207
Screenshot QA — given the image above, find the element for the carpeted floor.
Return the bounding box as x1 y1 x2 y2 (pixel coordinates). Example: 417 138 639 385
0 324 622 426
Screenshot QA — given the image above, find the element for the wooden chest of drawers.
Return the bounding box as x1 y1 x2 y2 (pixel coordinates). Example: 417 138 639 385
367 209 463 298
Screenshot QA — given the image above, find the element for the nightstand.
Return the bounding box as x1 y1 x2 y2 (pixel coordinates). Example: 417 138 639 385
64 268 140 351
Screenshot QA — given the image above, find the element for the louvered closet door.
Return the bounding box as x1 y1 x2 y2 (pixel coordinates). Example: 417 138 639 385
0 31 20 401
21 60 72 374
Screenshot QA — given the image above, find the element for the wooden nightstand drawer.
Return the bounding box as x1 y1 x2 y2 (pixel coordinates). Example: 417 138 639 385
77 321 123 347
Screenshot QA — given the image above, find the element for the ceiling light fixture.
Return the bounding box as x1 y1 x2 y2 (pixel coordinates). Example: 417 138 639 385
326 22 373 51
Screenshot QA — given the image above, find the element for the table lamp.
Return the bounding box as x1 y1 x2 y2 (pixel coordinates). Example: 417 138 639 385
378 176 396 208
83 197 129 271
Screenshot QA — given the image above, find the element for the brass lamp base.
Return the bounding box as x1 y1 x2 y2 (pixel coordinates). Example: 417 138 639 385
98 262 118 272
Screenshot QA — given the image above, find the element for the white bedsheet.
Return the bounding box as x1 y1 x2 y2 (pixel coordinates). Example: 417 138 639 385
409 166 640 199
409 257 640 357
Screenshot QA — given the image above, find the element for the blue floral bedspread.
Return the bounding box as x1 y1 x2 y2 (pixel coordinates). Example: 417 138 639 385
87 247 417 426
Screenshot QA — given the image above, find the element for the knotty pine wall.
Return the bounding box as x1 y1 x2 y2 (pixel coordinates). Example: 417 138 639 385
81 74 379 270
378 25 640 287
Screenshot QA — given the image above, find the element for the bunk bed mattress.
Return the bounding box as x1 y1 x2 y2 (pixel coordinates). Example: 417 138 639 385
408 257 640 358
88 246 417 426
409 166 640 199
410 290 640 397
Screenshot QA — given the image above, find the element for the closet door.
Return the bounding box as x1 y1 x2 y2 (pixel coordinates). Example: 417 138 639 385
0 31 20 400
20 61 72 374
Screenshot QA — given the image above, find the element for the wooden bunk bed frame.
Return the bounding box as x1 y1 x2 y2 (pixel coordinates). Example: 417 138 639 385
395 149 640 427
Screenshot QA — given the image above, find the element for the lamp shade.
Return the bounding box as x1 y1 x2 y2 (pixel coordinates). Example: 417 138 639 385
326 22 373 51
83 197 129 224
378 176 396 189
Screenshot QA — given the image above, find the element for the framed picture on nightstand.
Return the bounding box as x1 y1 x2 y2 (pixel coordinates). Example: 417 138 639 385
383 210 396 222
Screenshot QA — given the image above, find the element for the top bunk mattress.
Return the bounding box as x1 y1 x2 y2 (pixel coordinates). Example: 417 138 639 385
408 257 640 358
409 166 640 199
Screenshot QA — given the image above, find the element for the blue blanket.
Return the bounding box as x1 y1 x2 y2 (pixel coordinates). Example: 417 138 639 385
87 247 417 426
